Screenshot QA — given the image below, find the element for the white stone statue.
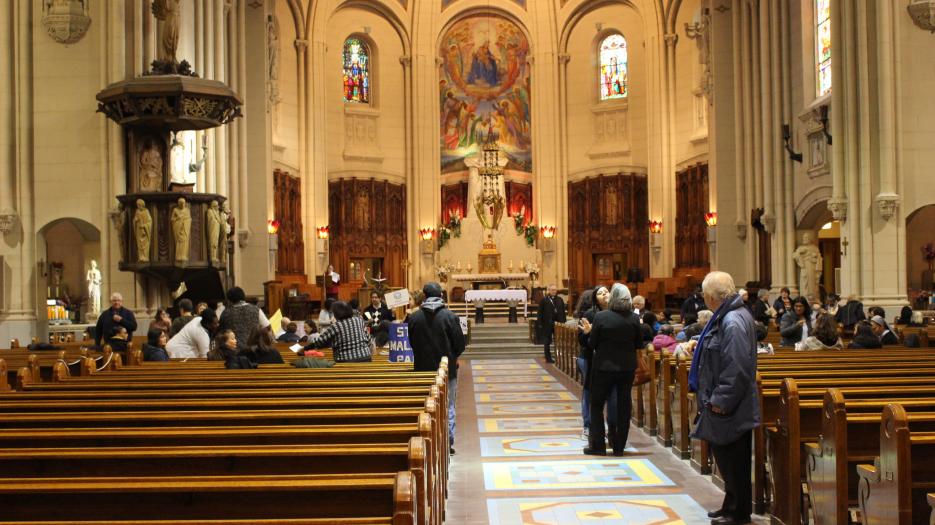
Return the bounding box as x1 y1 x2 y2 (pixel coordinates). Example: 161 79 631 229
793 232 823 300
206 200 222 264
133 199 152 262
171 197 192 263
168 131 196 186
85 259 102 314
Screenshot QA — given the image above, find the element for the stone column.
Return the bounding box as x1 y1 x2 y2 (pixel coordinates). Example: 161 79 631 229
0 2 16 232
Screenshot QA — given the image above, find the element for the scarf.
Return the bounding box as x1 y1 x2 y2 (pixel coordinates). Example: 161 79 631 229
688 297 732 393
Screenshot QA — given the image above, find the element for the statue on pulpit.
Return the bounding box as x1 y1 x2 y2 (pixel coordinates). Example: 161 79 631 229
133 199 153 262
171 197 192 263
206 200 222 264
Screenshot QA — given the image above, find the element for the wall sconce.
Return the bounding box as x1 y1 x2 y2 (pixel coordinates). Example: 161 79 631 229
419 228 436 255
538 225 556 252
704 212 717 227
781 124 803 163
649 220 663 252
37 258 47 278
316 226 329 256
267 219 281 235
267 220 279 272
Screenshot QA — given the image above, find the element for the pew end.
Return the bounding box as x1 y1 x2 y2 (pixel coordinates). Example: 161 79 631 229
15 367 32 391
0 359 9 392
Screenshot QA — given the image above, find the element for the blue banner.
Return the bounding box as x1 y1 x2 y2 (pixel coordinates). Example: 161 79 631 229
388 322 414 363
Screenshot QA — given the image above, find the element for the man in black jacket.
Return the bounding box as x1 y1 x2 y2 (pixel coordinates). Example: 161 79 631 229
94 292 138 347
408 282 465 454
680 286 706 322
537 284 566 363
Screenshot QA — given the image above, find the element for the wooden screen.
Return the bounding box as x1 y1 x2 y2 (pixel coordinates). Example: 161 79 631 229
273 169 305 276
567 173 649 291
328 179 408 288
675 164 709 269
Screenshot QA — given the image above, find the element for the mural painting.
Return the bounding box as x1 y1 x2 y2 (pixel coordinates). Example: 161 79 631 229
439 15 531 173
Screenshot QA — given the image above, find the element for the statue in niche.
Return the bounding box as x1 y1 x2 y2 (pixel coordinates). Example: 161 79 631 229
354 190 370 228
113 202 127 260
86 259 102 315
138 141 163 191
219 201 231 263
605 185 619 225
267 14 281 138
151 0 181 64
793 232 823 300
171 197 192 263
168 132 191 186
206 200 222 265
133 199 153 262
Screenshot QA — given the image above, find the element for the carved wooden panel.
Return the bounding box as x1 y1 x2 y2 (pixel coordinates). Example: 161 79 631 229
328 179 408 288
441 182 468 224
675 164 709 269
567 173 648 291
505 181 533 225
273 170 305 276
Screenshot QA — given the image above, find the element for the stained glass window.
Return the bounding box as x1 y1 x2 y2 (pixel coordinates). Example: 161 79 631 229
343 37 370 104
816 0 831 97
599 34 628 100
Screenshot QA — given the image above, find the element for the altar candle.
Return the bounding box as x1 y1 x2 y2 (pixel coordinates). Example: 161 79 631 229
520 260 524 268
457 260 462 270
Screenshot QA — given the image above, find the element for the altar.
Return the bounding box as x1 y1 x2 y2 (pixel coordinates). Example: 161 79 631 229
450 272 530 290
464 289 528 317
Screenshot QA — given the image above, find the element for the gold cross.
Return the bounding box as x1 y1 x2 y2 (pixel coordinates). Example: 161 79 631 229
841 238 849 256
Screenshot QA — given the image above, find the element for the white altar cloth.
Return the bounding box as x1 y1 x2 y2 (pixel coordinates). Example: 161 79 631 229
464 289 528 316
451 273 529 282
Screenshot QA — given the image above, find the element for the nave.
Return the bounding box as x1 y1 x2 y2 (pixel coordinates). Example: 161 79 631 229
446 356 765 525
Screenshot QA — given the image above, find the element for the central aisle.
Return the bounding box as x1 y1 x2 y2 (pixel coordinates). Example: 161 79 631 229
444 357 766 525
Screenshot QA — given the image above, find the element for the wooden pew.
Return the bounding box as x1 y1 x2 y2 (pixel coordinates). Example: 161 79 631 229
857 404 935 525
0 356 448 525
766 379 935 525
0 471 418 524
805 390 935 525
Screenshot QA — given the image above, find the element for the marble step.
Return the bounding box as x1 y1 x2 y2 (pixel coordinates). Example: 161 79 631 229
469 333 530 343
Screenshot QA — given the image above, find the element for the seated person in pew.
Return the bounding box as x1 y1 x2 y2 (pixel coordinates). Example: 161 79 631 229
870 315 899 346
640 311 658 343
779 297 812 347
364 291 396 348
150 308 172 334
835 295 866 331
751 289 772 325
652 324 678 353
795 313 843 351
276 319 302 343
680 309 713 340
895 305 913 326
107 325 130 353
848 320 882 349
166 309 220 359
169 298 194 337
208 329 256 369
304 301 373 363
244 325 285 365
142 328 169 362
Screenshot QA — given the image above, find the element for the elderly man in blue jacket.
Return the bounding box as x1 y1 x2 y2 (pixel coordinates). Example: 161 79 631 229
689 271 760 525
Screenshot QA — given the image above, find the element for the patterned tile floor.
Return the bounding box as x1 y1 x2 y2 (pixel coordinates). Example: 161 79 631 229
445 356 769 525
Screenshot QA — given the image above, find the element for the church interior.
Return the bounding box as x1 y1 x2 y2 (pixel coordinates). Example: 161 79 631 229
2 0 935 524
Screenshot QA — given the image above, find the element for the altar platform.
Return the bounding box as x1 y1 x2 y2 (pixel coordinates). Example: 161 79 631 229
450 273 530 290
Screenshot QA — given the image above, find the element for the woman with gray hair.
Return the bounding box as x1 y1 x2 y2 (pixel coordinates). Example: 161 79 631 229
751 288 772 325
579 283 643 456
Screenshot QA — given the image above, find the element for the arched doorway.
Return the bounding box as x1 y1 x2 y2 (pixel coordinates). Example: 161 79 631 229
797 200 840 296
37 218 101 325
906 204 935 307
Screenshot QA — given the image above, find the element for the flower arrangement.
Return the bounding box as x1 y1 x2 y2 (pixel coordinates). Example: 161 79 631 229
437 211 462 249
522 261 540 280
435 263 454 282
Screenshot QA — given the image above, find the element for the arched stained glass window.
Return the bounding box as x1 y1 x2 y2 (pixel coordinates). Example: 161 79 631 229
599 33 628 100
815 0 831 97
343 37 370 104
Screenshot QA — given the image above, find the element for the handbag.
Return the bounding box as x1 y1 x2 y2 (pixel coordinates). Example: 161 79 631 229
633 346 650 386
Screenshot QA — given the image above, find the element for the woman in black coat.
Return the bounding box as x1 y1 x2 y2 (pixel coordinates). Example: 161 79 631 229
580 283 643 456
576 286 613 441
243 325 285 365
772 287 794 319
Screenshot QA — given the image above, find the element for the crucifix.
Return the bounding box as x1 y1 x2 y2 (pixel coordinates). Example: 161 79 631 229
841 237 849 256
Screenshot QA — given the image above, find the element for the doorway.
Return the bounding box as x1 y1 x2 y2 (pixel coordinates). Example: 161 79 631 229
592 253 629 286
817 221 841 295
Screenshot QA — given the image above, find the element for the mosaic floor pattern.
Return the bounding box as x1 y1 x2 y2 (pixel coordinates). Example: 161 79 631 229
444 351 759 525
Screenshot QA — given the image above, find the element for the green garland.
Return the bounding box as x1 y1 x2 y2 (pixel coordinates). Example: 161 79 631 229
513 214 537 247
